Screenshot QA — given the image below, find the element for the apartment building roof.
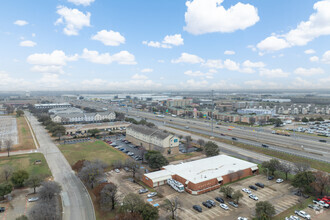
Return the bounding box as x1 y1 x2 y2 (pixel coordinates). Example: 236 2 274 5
128 124 171 140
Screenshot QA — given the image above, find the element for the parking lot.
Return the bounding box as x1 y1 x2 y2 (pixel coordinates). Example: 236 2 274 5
0 116 18 147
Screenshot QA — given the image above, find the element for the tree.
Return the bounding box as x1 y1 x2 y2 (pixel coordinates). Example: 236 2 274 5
29 201 60 220
279 163 292 180
4 139 13 157
232 190 243 204
309 117 315 122
301 117 309 123
125 159 140 180
292 171 315 193
316 117 324 121
113 160 123 169
145 151 168 169
204 141 219 157
15 215 28 220
115 112 125 121
16 110 24 117
140 203 159 220
220 186 233 198
312 171 329 196
25 175 43 194
255 201 276 220
184 136 192 150
164 197 180 219
0 182 12 200
100 183 118 211
262 159 280 176
2 165 13 182
197 139 205 148
88 129 101 137
122 193 144 213
39 181 62 202
11 170 29 187
294 162 310 173
78 160 107 189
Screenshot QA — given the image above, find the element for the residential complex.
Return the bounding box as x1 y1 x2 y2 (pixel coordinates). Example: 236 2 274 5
50 111 116 124
34 103 71 109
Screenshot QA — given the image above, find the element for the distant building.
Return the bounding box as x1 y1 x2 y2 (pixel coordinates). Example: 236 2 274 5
34 103 71 109
48 107 83 115
262 98 291 103
126 124 179 155
237 108 275 116
142 155 258 195
166 99 193 107
51 111 115 124
64 122 130 135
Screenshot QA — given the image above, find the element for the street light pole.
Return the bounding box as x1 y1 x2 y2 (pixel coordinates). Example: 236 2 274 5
211 90 214 137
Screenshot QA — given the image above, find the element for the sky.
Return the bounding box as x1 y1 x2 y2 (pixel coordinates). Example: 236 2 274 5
1 0 330 91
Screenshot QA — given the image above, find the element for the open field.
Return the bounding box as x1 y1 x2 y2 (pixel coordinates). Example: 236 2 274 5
14 116 36 150
59 140 129 167
0 116 18 146
0 153 51 178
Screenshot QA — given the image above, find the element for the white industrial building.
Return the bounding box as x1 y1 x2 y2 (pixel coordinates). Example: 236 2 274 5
238 108 275 116
34 103 71 109
51 112 115 124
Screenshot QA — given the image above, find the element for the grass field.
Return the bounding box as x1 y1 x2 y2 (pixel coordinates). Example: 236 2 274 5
59 140 129 167
0 153 51 178
169 126 330 173
14 116 36 150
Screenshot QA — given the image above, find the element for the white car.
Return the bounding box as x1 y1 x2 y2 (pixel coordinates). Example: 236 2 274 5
242 188 251 194
285 216 301 220
276 178 284 183
147 192 157 198
295 210 311 219
219 203 229 210
315 200 329 208
249 194 259 201
237 217 248 220
28 197 39 202
115 169 120 173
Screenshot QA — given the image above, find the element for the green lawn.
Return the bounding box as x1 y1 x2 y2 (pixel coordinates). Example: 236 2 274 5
59 141 129 167
0 153 51 178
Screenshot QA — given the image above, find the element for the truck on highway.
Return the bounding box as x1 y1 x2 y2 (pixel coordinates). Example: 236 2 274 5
167 178 184 192
272 130 290 136
156 115 165 118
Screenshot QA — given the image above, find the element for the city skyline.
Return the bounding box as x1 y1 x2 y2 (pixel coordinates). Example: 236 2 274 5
1 0 330 91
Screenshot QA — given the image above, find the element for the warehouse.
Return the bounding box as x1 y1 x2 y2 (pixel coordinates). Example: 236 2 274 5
142 155 258 195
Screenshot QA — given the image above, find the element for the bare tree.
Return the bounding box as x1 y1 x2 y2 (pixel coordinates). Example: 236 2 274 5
29 201 60 220
279 163 292 180
164 197 180 219
125 159 140 180
197 139 205 150
122 193 144 213
78 160 107 189
39 181 62 202
312 171 330 196
4 139 13 157
100 183 118 211
113 160 123 169
2 165 13 182
294 162 310 174
25 175 43 194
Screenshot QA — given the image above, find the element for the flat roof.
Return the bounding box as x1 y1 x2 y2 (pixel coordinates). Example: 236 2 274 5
147 155 257 184
144 170 173 183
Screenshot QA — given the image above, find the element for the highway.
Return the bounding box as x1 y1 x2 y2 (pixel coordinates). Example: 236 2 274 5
25 112 95 220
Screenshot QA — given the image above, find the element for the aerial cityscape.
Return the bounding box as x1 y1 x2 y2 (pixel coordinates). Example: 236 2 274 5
0 0 329 220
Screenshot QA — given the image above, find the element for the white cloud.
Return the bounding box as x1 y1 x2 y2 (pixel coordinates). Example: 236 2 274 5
322 50 330 63
37 73 62 88
202 59 223 69
32 33 36 37
81 49 136 65
242 60 265 68
224 50 235 55
91 30 125 46
14 20 28 26
294 67 324 76
310 56 319 62
19 40 37 47
257 36 290 51
132 74 148 80
55 6 91 36
184 0 259 35
31 65 65 74
68 0 95 6
162 34 184 46
181 79 209 89
223 59 239 71
184 70 214 79
141 68 153 73
304 49 316 54
171 53 204 64
259 68 289 78
158 60 165 63
27 50 78 66
0 71 30 89
244 80 263 87
143 34 183 48
257 0 330 51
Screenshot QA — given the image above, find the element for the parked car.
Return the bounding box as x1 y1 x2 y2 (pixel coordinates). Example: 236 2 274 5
255 183 264 188
147 192 157 198
294 210 311 219
206 200 216 207
139 188 148 194
285 215 301 220
193 205 202 212
28 197 39 202
219 203 229 210
313 200 329 208
232 137 237 141
261 144 269 148
228 201 238 208
308 204 321 211
115 169 120 173
215 197 224 203
276 178 284 183
249 194 259 201
242 188 251 194
268 176 274 180
249 185 258 191
238 217 248 220
202 201 212 208
0 207 5 213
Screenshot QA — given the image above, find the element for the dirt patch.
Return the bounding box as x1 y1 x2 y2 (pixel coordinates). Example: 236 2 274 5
14 117 36 150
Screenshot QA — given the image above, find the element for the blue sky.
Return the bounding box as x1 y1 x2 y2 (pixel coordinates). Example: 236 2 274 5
0 0 330 91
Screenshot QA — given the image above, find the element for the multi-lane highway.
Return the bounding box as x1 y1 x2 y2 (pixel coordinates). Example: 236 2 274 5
25 112 95 220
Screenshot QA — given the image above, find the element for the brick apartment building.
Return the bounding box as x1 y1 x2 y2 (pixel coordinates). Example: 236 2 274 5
142 155 258 195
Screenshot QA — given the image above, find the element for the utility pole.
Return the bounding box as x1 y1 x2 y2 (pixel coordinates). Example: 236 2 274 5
211 90 214 137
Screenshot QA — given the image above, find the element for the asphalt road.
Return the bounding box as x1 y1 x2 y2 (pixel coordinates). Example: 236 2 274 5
25 112 95 220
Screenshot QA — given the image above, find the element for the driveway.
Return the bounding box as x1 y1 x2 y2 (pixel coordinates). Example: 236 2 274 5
25 112 95 220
